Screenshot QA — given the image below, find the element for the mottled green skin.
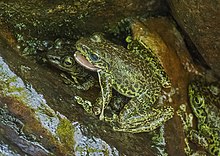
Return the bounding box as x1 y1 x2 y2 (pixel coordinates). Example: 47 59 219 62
75 33 174 133
178 79 220 156
46 42 95 90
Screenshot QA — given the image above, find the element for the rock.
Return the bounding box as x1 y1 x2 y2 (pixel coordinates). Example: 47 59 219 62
0 53 75 155
168 0 220 78
0 0 168 55
0 24 157 156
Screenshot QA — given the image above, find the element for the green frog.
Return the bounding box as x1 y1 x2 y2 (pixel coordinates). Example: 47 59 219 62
46 40 96 91
177 79 220 156
74 33 174 133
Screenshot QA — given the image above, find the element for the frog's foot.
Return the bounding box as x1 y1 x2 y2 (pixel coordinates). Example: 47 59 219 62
74 96 93 114
178 107 210 151
177 104 211 155
113 106 174 133
61 73 95 90
74 96 102 116
177 104 194 132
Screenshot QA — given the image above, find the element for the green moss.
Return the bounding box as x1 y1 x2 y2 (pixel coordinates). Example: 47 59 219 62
56 118 75 152
75 145 109 155
0 64 26 100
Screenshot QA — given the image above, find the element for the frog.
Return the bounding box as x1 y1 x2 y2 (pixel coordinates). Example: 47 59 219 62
46 39 96 91
74 32 174 133
177 78 220 156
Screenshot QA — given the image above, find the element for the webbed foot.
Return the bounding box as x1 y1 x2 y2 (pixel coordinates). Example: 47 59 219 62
113 106 174 133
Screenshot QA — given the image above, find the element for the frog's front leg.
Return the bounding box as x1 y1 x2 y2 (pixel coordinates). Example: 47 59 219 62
61 73 79 85
185 126 219 156
60 73 95 90
95 70 113 120
177 104 209 155
113 91 174 133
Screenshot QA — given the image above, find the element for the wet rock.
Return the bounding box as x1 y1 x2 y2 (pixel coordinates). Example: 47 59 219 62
0 0 168 55
0 57 75 155
168 0 220 78
0 25 157 155
0 137 24 156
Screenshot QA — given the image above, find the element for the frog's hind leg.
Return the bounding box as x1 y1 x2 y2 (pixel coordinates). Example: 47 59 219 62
113 92 174 133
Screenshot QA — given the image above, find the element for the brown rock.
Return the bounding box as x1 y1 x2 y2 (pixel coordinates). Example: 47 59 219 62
0 0 168 40
168 0 220 78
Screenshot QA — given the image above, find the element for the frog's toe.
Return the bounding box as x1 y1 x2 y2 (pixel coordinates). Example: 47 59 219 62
74 96 93 114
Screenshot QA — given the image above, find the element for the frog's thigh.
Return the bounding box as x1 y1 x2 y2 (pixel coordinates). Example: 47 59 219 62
117 93 174 133
188 129 209 150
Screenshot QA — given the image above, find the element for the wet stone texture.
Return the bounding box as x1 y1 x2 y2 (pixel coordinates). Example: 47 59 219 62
168 0 220 78
0 0 168 55
0 35 157 155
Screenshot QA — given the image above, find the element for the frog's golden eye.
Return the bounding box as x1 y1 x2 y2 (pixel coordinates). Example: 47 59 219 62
62 56 74 68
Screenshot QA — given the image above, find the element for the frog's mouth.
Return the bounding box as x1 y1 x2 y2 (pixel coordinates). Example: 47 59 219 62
74 51 98 71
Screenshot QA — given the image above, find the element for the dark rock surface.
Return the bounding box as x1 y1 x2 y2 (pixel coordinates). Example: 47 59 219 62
168 0 220 78
0 0 168 55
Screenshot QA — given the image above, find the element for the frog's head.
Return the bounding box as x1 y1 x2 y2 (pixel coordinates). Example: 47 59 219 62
188 81 207 120
74 33 111 72
47 49 77 73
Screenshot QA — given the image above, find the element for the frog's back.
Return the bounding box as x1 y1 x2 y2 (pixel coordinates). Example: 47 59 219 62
111 50 160 97
108 43 165 97
76 33 171 97
204 85 220 129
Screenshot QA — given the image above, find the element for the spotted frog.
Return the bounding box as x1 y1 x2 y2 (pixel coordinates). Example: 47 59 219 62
46 40 95 90
74 33 174 133
177 78 220 156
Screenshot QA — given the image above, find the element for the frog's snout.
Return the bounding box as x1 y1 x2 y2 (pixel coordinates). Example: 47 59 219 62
74 51 98 71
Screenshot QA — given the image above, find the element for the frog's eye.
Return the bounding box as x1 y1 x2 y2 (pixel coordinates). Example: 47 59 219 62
63 56 74 68
89 52 99 62
91 34 102 42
